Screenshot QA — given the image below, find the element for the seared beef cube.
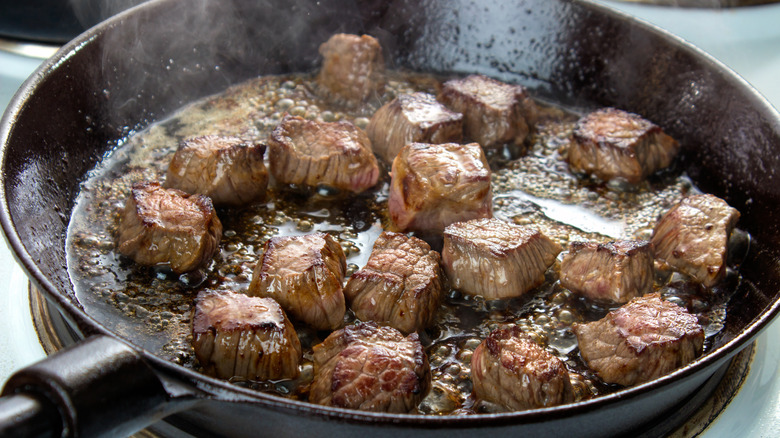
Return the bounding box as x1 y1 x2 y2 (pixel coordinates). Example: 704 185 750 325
388 142 492 233
560 240 654 303
117 181 222 274
192 290 301 380
248 233 347 330
310 322 430 412
316 33 385 104
437 74 537 148
567 107 680 183
267 115 380 193
573 293 704 386
471 325 573 410
442 218 561 299
651 194 740 287
165 135 268 207
344 232 444 334
366 92 463 163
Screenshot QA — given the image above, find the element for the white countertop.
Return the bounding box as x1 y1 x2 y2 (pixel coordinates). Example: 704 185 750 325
0 2 779 435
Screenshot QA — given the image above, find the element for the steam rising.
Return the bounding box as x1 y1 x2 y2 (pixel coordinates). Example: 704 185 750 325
69 0 149 29
67 0 375 137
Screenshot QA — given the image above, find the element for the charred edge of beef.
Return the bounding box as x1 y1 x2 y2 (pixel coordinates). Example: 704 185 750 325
310 321 431 413
442 218 562 299
248 232 347 330
572 293 705 386
560 240 654 303
366 92 463 164
566 107 680 184
116 181 222 274
165 134 268 207
344 231 444 334
192 290 302 380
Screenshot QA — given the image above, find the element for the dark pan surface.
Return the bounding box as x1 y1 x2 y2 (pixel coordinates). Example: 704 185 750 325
2 0 779 436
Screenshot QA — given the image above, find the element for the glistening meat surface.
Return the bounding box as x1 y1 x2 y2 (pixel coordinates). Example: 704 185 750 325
652 194 740 287
471 324 574 411
267 115 380 194
560 240 654 303
438 74 537 149
573 293 704 386
310 322 431 413
566 107 679 184
344 231 444 334
388 142 492 233
165 134 268 207
442 218 561 299
367 92 463 163
192 290 301 380
248 233 347 330
116 181 222 274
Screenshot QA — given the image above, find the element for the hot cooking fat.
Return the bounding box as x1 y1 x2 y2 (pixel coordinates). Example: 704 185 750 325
116 181 222 274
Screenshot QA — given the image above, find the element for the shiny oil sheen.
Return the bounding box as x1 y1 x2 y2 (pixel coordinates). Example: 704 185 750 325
65 71 743 415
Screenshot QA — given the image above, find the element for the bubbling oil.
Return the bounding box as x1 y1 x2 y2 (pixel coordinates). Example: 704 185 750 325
65 71 742 415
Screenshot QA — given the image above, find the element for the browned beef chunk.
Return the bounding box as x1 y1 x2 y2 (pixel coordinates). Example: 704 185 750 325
651 194 740 287
437 74 537 149
366 92 463 163
560 240 654 303
116 181 222 274
164 135 268 207
566 107 680 183
267 115 380 193
248 233 347 330
573 293 704 386
310 322 430 412
192 290 301 380
344 232 444 334
316 33 385 104
471 324 573 411
388 142 492 233
442 218 561 299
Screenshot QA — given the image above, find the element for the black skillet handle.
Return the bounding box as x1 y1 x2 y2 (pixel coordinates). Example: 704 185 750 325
0 335 184 437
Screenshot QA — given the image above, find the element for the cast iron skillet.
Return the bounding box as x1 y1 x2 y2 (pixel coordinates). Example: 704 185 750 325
1 0 779 436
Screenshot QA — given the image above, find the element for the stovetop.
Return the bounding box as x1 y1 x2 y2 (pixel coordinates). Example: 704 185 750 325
0 2 778 436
